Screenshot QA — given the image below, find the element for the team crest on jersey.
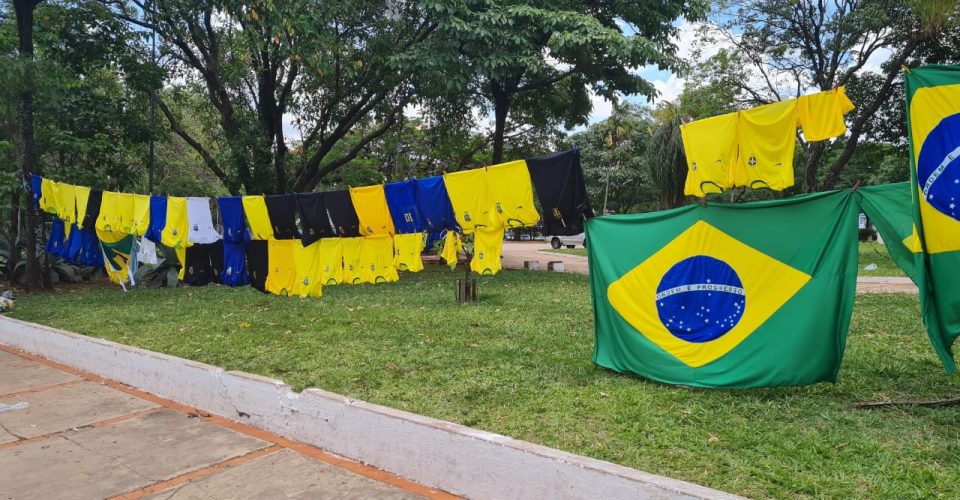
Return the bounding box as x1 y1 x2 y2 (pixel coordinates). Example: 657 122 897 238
193 224 199 231
496 202 503 213
748 156 757 167
463 212 472 222
226 266 233 276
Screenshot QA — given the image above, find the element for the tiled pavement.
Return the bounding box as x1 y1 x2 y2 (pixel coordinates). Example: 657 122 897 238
0 346 453 500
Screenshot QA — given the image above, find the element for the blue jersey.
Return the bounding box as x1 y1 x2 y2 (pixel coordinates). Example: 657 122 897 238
45 218 67 258
221 241 250 287
414 176 457 235
31 174 42 208
64 223 84 263
217 196 250 244
384 180 424 234
145 195 167 244
79 227 101 267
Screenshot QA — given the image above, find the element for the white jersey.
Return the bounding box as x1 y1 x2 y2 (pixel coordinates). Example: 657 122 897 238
137 237 158 265
187 197 222 244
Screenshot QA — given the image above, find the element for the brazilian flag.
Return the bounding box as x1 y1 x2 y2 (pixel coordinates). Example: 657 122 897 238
97 228 138 287
587 190 859 388
904 65 960 373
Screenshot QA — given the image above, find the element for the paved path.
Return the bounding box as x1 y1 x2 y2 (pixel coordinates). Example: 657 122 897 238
501 241 918 294
0 346 452 500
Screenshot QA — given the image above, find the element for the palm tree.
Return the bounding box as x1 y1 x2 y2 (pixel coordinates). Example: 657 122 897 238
646 104 687 210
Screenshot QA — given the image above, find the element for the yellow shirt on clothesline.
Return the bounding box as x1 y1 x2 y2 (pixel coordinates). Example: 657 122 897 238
292 241 324 299
486 160 541 228
440 230 462 269
74 186 91 229
242 196 274 240
680 88 857 196
798 86 855 141
393 233 425 272
317 237 345 285
265 239 297 296
470 224 504 276
39 179 59 215
341 237 365 285
360 235 398 284
444 168 494 233
97 191 121 232
132 194 151 237
680 112 738 197
350 185 395 236
734 99 798 191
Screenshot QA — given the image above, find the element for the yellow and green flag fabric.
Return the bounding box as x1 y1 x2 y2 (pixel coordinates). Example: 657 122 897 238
902 64 960 372
588 190 858 388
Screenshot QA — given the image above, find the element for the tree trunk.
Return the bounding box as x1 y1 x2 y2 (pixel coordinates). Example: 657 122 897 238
7 192 20 279
821 37 919 191
803 141 826 192
491 82 510 164
14 0 45 292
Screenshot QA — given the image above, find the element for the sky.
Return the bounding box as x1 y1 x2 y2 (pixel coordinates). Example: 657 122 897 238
583 19 894 127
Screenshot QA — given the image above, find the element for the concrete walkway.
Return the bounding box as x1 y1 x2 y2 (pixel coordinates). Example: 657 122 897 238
0 347 450 500
501 241 918 293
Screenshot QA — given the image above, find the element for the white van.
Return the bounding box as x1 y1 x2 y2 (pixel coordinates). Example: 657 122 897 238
549 233 586 249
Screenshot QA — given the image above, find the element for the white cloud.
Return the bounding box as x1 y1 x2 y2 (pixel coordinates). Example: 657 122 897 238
861 47 892 75
652 74 686 104
587 91 614 124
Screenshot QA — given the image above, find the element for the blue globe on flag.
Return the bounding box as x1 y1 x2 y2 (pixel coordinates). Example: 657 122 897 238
918 113 960 221
655 255 746 343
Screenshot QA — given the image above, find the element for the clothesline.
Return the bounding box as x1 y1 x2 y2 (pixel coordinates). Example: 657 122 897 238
35 149 594 299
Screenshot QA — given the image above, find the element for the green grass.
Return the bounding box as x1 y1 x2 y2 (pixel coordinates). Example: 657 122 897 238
544 247 588 257
9 268 960 498
859 242 907 277
549 243 907 277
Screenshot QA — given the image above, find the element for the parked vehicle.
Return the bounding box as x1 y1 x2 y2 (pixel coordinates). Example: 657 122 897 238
550 233 586 249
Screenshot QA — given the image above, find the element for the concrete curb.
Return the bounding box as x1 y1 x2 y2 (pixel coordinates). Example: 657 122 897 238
0 316 740 500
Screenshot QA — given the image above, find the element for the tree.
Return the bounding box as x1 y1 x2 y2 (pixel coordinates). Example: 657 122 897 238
426 0 707 163
13 0 46 291
691 0 957 192
646 104 687 209
569 102 660 214
107 0 448 194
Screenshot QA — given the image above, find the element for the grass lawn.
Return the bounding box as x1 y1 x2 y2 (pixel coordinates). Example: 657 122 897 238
545 247 588 257
548 243 908 277
859 242 907 277
9 268 959 497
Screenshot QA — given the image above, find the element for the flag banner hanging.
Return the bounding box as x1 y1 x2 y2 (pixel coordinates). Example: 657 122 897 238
904 64 960 373
588 190 858 388
97 229 138 288
856 183 921 281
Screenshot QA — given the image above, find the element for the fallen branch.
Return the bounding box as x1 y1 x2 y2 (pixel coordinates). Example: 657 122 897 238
855 397 960 409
